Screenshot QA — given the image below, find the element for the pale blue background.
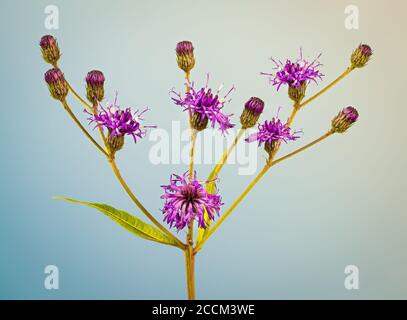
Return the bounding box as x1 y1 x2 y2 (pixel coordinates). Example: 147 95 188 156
1 0 406 299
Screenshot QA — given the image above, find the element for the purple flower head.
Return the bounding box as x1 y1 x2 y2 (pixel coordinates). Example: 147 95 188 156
86 70 105 87
331 106 359 133
359 44 372 57
240 97 265 129
244 97 265 115
40 35 60 65
351 44 373 68
86 94 156 143
85 70 105 104
40 35 57 49
176 41 194 56
261 49 323 90
176 41 195 73
171 74 235 134
161 171 223 230
44 68 68 101
44 68 64 84
246 111 301 150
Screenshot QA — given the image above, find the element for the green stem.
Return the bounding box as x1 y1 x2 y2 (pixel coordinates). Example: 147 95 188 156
61 100 109 157
189 129 198 179
210 128 245 179
184 245 196 299
195 130 334 253
108 158 185 249
272 131 334 167
195 164 270 253
299 67 354 109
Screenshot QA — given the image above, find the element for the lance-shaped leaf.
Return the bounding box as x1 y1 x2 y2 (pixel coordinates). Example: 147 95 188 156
54 196 181 248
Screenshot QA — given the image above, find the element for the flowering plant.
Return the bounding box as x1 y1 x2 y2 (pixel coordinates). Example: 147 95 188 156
40 36 371 299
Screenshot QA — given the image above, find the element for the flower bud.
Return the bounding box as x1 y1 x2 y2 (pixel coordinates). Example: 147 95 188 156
176 41 195 73
44 68 68 101
107 133 125 155
86 70 105 105
331 106 359 133
240 97 265 129
288 81 307 104
350 44 372 68
191 112 208 131
39 35 60 66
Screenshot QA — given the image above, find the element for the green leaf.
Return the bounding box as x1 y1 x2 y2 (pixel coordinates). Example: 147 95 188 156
54 196 180 248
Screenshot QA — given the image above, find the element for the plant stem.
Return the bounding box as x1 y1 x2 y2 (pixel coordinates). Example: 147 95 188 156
62 102 183 248
211 128 245 179
195 130 334 253
195 128 245 244
184 245 196 299
91 103 108 149
108 158 185 249
299 67 354 109
61 100 109 157
195 164 270 253
189 129 198 179
66 82 93 111
272 131 334 167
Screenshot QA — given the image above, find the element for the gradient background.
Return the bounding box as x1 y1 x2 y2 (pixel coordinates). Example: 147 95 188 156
1 0 406 299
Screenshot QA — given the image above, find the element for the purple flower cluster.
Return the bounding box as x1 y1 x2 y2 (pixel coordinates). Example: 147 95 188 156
161 171 223 230
171 75 235 134
246 116 301 147
262 49 323 90
87 95 155 143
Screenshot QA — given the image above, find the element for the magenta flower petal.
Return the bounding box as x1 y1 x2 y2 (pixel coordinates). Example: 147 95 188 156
171 74 235 134
246 114 301 147
160 171 223 230
262 49 324 90
86 94 156 143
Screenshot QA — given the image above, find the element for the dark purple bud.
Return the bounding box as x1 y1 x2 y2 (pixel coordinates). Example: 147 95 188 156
351 44 373 68
40 35 60 66
176 41 194 56
44 68 68 101
176 41 195 73
85 70 105 105
86 70 105 87
240 97 265 129
331 106 359 133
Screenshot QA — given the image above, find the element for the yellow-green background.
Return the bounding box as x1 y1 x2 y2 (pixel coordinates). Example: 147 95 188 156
0 0 406 299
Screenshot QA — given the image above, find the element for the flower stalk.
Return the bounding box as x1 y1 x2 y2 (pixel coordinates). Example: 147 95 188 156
195 129 335 252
